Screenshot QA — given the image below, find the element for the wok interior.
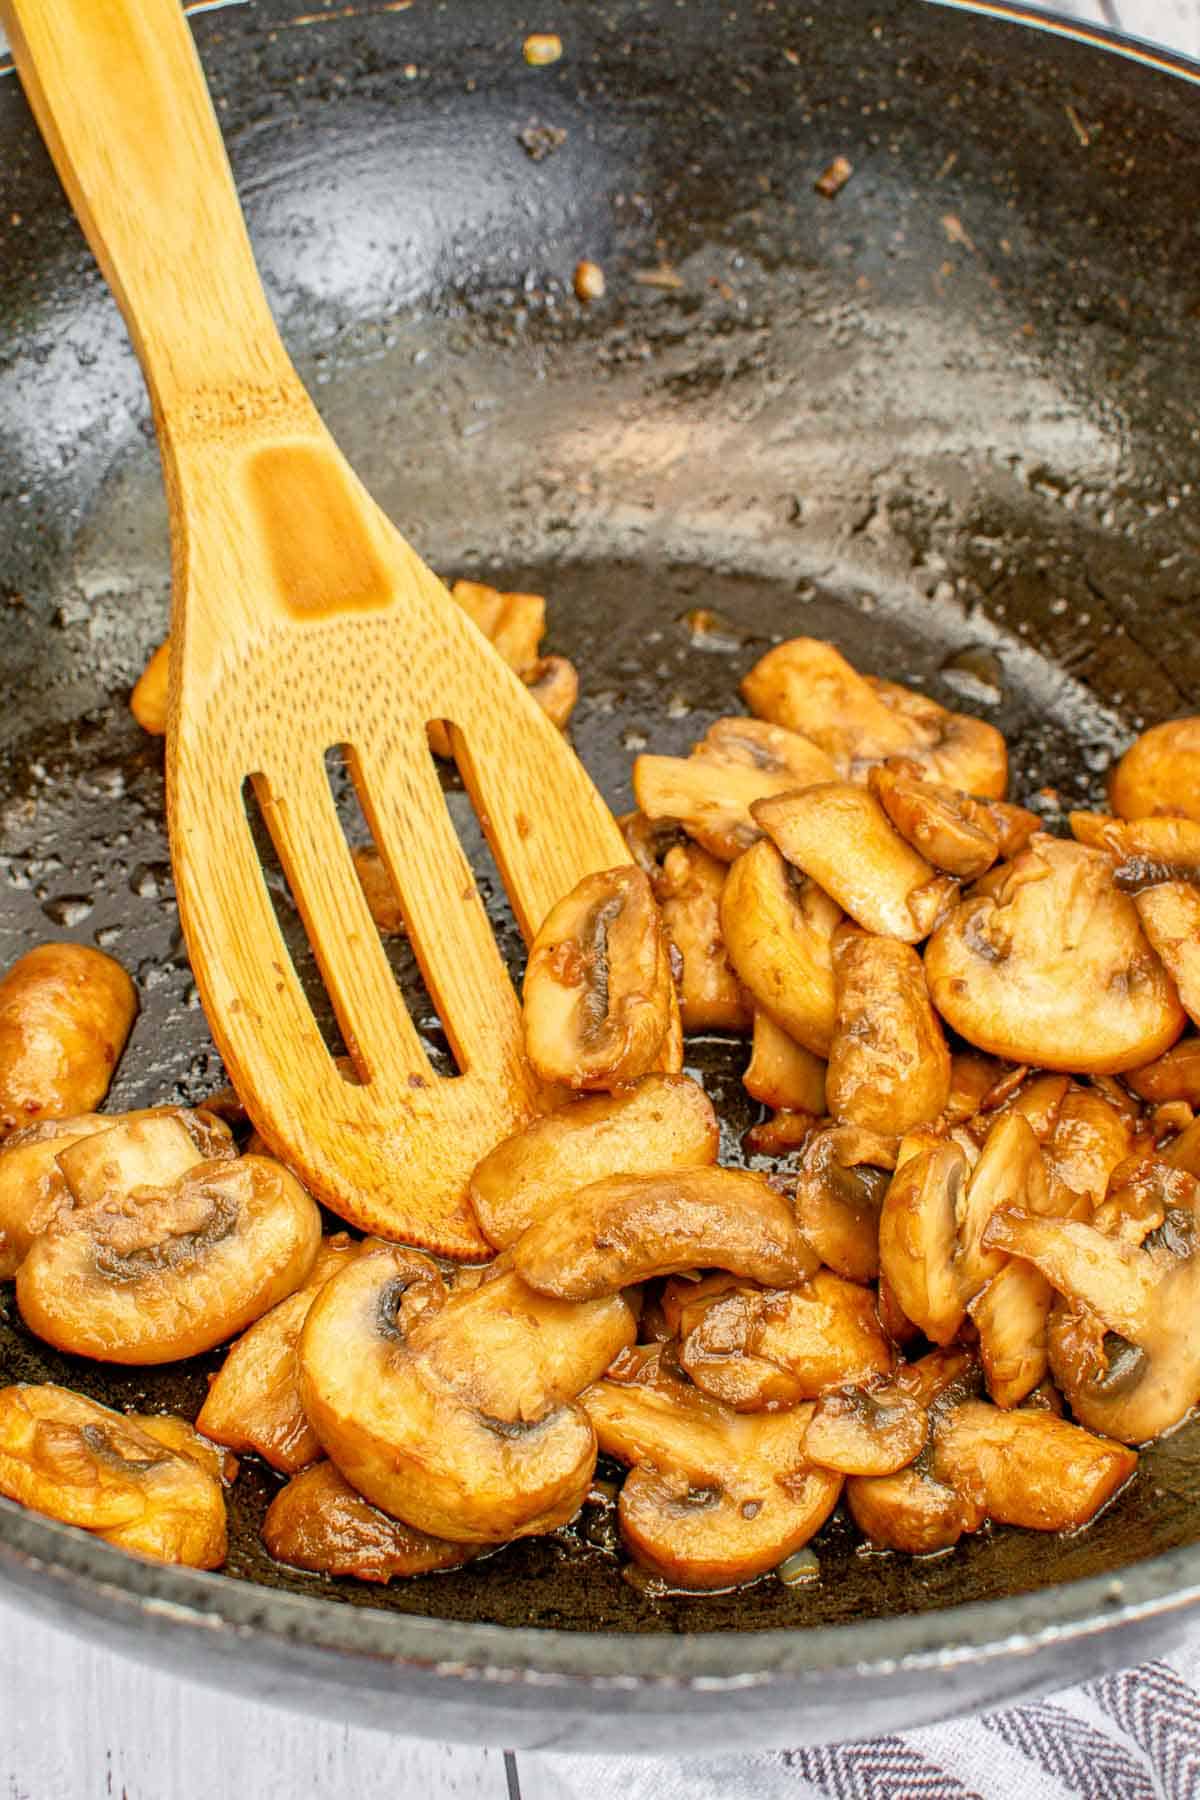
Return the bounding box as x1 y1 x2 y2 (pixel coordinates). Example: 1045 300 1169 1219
1 0 1199 1632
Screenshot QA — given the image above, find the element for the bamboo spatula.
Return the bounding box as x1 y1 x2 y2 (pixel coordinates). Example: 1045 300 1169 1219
3 0 636 1258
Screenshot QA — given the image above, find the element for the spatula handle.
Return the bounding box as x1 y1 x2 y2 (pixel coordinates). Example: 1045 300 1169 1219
1 0 295 414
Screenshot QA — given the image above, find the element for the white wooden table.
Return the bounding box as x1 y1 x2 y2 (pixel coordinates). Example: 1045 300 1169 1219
1 0 1198 1793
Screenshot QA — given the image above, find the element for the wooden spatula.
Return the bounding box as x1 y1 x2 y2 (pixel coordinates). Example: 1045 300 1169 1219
3 0 636 1257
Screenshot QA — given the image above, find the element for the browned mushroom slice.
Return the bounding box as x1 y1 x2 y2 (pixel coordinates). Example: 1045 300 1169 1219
952 1113 1045 1302
826 929 950 1134
0 1384 227 1568
793 1126 896 1283
678 1270 893 1411
942 1052 1007 1126
697 716 839 782
868 761 1004 880
740 638 916 769
743 1010 827 1117
742 1110 819 1156
1126 1037 1200 1105
632 755 800 862
979 1072 1073 1145
863 679 1008 799
0 944 138 1137
655 844 753 1032
1048 1086 1137 1208
752 786 956 942
131 638 170 735
583 1348 841 1589
0 1104 235 1281
969 1170 1089 1411
351 848 406 936
196 1234 362 1471
1108 717 1200 824
804 1382 928 1476
451 579 546 675
1134 884 1200 1029
468 1073 718 1250
512 1166 817 1301
522 866 675 1089
719 841 841 1055
300 1246 633 1541
263 1461 478 1582
925 836 1186 1074
931 1401 1137 1530
618 810 689 880
1069 811 1200 884
985 1158 1200 1442
879 1138 969 1345
1165 1117 1200 1176
17 1121 322 1364
524 655 579 731
846 1464 983 1553
130 1412 238 1486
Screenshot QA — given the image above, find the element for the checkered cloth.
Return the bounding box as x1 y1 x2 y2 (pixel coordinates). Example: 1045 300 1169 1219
518 1647 1200 1798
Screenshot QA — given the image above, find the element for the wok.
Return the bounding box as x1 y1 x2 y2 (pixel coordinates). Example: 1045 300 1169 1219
1 0 1199 1753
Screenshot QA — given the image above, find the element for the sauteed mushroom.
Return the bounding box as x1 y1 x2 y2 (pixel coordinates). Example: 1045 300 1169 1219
351 848 407 936
985 1155 1200 1441
752 785 955 942
740 638 917 769
468 1073 718 1249
1126 1037 1200 1105
1068 810 1200 881
943 1051 1007 1125
618 810 688 880
0 1384 226 1567
523 654 579 732
196 1234 362 1471
1047 1086 1138 1208
0 1104 234 1281
792 1125 896 1283
865 678 1008 799
743 1009 827 1118
931 1401 1136 1530
1108 717 1200 824
719 840 841 1054
522 866 675 1089
672 1269 893 1410
843 1348 984 1552
0 944 137 1136
130 638 171 735
263 1460 478 1581
878 1137 970 1345
803 1379 929 1477
17 1118 321 1363
512 1166 816 1301
299 1246 634 1541
1133 884 1200 1029
925 836 1185 1073
826 928 950 1134
869 761 1036 878
634 717 837 863
654 844 752 1032
583 1345 842 1589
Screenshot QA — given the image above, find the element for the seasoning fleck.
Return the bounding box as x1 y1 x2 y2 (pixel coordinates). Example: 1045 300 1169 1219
574 259 606 303
814 155 853 199
524 32 563 66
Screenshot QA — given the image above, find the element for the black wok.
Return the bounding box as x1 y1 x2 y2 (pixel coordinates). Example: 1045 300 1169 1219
2 0 1200 1752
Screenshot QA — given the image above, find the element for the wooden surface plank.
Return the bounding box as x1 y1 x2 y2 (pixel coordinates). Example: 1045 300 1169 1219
0 1595 508 1800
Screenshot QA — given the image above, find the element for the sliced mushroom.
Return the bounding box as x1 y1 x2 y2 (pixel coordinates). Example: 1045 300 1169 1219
131 638 171 735
943 1052 1007 1126
985 1157 1200 1442
1047 1086 1137 1208
0 1105 235 1281
793 1125 896 1283
299 1245 633 1541
752 785 956 942
879 1138 970 1345
0 945 138 1137
925 836 1186 1073
631 757 805 863
0 1384 226 1567
975 1071 1072 1145
352 848 406 936
1069 810 1200 885
846 1465 983 1553
130 1412 238 1485
1134 883 1200 1030
17 1121 322 1364
931 1400 1136 1530
740 638 916 770
1126 1037 1200 1105
698 716 839 782
871 760 1038 878
826 928 951 1134
676 1269 893 1410
263 1460 478 1582
1108 717 1200 824
583 1346 842 1589
655 843 753 1032
428 580 547 756
512 1166 817 1301
524 654 579 732
803 1381 929 1477
865 678 1008 799
743 1010 827 1117
618 810 689 880
742 1110 818 1156
468 1073 718 1250
719 841 841 1054
522 866 675 1089
195 1234 362 1471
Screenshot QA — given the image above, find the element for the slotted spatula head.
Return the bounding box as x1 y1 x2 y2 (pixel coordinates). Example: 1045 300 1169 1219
4 0 639 1256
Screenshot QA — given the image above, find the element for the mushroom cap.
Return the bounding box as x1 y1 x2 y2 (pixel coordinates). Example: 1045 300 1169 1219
865 679 1008 799
826 928 951 1135
1108 717 1200 823
792 1125 896 1284
718 839 841 1055
740 638 916 769
925 835 1186 1073
263 1460 477 1581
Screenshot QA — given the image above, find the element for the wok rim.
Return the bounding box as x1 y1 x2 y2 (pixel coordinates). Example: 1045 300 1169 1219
2 0 1200 1702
